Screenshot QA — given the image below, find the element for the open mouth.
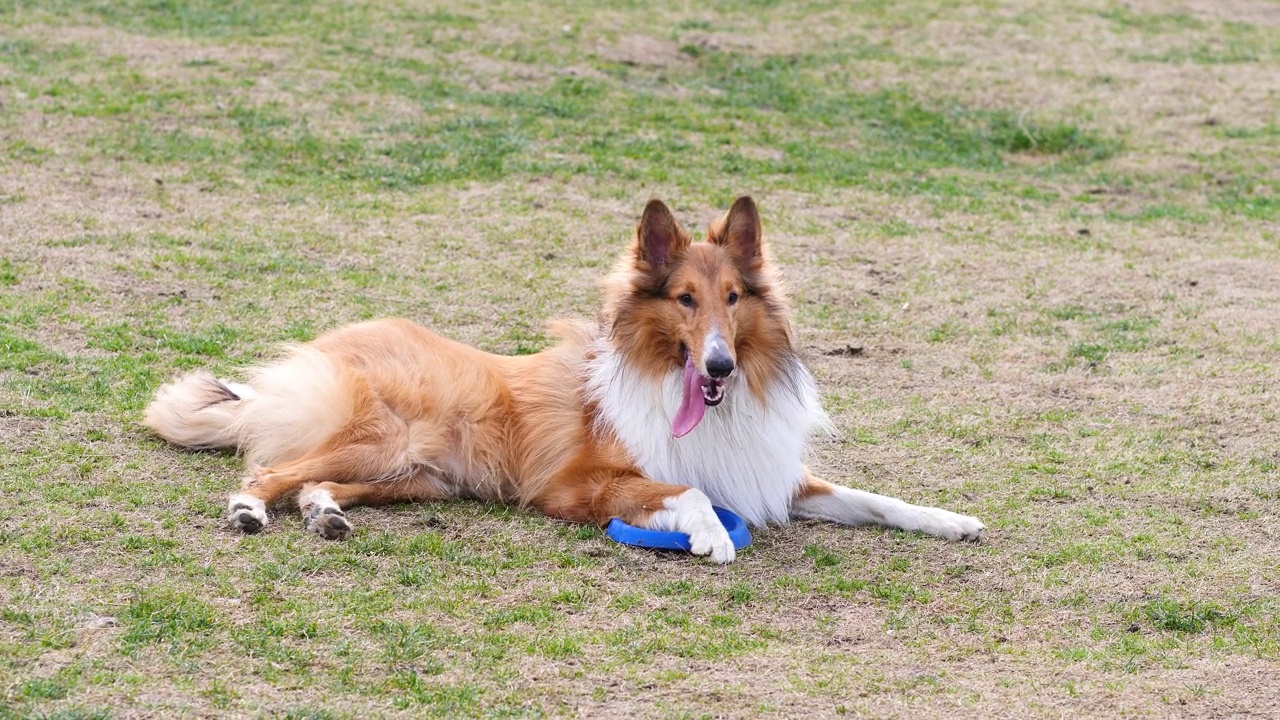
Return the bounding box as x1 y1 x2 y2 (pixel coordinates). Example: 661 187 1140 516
701 375 725 406
672 346 728 438
680 345 726 407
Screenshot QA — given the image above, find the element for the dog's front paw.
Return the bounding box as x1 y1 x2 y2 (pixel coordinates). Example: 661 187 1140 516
920 510 985 542
648 488 737 564
687 523 736 564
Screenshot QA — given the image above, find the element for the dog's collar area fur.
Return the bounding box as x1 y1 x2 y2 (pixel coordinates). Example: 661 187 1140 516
586 341 830 526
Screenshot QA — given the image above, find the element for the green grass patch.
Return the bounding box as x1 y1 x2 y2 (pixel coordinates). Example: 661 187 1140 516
1140 598 1235 634
120 588 218 655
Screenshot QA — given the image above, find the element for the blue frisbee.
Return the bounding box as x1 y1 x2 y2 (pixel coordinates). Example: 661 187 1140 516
605 506 752 551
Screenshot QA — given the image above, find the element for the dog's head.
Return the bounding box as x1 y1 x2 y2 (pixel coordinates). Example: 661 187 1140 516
604 196 796 436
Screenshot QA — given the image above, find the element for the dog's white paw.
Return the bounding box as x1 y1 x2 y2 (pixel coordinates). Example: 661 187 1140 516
300 487 352 541
687 522 736 564
305 507 352 540
919 509 985 542
647 488 737 564
227 494 268 534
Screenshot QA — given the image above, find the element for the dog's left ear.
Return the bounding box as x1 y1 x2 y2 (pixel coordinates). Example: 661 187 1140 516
708 196 763 269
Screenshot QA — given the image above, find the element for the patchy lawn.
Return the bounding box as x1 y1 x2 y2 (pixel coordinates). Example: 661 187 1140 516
1 0 1277 717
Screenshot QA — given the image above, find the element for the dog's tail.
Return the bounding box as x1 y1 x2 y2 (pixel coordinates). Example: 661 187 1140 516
143 348 354 467
143 371 255 453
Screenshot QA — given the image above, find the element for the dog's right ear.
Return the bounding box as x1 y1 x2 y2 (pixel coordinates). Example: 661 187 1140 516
634 199 688 271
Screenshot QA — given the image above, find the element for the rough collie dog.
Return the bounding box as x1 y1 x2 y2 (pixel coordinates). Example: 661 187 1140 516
144 197 983 563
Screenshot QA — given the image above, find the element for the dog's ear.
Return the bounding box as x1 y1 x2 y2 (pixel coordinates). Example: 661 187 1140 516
635 199 688 270
708 196 763 269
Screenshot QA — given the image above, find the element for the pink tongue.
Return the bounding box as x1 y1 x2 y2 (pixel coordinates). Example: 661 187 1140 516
672 354 707 438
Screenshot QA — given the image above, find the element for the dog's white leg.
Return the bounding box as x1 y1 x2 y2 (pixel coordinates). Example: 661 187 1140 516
645 488 736 564
299 485 353 540
227 493 268 534
793 476 984 542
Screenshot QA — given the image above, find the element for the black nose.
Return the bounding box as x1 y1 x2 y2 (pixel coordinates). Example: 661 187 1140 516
706 355 734 378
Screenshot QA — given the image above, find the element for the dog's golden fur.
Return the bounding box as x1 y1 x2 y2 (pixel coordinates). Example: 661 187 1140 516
145 197 984 562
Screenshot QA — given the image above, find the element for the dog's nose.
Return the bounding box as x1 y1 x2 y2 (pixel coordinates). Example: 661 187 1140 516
706 355 734 378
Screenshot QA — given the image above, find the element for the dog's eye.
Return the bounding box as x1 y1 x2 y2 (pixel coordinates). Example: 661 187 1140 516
677 293 694 307
728 292 739 305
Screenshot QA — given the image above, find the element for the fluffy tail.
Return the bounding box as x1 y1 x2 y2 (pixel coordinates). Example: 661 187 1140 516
143 372 256 452
143 348 354 467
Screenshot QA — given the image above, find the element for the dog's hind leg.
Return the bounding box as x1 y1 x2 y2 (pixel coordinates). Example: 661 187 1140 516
297 475 450 540
227 412 412 534
791 470 985 542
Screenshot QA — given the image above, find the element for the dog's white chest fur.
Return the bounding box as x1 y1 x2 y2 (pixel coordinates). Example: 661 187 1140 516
586 346 829 526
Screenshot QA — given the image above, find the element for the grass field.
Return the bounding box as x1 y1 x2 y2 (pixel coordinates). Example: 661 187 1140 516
2 0 1278 717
